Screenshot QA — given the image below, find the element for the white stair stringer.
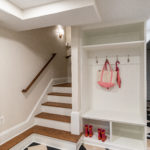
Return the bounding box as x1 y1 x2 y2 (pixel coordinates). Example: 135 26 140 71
35 118 70 132
41 106 71 116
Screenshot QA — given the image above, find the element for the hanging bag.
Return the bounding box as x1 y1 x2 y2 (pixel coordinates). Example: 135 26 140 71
97 59 117 89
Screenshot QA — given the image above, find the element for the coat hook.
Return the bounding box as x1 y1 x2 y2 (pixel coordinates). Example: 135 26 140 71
127 55 130 63
96 56 98 64
116 55 119 61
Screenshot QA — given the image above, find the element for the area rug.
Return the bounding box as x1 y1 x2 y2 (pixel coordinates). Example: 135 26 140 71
28 145 47 150
24 143 60 150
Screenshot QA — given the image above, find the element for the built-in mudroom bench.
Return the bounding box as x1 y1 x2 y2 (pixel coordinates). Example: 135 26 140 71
80 22 147 150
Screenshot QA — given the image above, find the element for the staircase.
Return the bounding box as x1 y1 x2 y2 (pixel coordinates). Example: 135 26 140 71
0 83 82 150
35 83 72 131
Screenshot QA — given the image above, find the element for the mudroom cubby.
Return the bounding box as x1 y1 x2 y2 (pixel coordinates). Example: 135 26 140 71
112 122 145 150
83 118 110 139
83 118 111 147
80 22 146 150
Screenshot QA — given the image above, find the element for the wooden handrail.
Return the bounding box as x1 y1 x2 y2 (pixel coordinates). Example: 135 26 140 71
22 53 56 93
65 55 71 59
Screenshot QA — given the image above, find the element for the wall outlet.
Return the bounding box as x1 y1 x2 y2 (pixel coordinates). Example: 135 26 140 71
0 115 5 125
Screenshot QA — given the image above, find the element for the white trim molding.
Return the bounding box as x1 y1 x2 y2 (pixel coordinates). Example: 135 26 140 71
71 111 82 135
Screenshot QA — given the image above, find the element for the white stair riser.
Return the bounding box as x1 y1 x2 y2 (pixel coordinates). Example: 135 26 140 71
41 106 71 116
34 134 79 150
52 87 72 93
35 118 70 132
47 95 72 104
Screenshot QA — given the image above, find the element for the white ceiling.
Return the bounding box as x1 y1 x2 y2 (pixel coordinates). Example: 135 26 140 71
8 0 62 9
96 0 150 26
0 0 150 31
0 0 101 31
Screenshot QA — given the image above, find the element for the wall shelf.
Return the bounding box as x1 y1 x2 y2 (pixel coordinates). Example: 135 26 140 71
111 135 145 150
82 41 144 51
82 110 145 126
84 134 145 150
84 133 110 148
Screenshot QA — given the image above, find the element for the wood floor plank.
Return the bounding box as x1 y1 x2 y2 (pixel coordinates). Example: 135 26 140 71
53 83 71 87
35 112 71 123
0 126 82 150
48 92 72 97
42 102 72 109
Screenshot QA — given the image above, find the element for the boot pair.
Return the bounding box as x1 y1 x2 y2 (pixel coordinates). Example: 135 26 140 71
98 128 107 142
85 125 93 137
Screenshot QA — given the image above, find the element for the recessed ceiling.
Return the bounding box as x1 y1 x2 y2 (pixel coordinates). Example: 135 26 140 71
8 0 62 9
0 0 101 31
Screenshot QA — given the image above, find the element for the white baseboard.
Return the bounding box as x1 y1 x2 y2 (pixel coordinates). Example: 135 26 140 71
0 77 69 145
0 120 35 145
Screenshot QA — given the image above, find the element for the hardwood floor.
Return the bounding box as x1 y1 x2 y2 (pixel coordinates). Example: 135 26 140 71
53 83 72 87
35 112 71 123
0 126 82 150
48 92 72 97
42 102 72 109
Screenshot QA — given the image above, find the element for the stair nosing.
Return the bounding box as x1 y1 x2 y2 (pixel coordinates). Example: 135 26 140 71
35 112 71 123
42 102 72 109
53 83 72 87
48 92 72 97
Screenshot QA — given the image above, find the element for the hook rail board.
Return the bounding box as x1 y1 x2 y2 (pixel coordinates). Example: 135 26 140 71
80 22 146 150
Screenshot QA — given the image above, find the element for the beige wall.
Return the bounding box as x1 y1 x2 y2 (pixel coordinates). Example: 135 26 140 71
0 26 67 132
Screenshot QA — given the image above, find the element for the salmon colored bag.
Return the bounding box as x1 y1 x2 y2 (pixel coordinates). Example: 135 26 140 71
97 59 117 89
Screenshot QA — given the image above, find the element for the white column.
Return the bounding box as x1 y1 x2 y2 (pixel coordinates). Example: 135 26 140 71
71 27 81 135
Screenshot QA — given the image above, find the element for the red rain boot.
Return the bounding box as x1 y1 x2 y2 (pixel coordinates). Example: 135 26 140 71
98 128 102 140
89 125 93 137
84 125 89 137
101 129 107 142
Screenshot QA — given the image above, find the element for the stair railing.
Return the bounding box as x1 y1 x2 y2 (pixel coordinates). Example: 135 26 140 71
22 53 56 93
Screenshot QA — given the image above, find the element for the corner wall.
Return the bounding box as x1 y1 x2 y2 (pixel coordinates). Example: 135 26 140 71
0 26 67 132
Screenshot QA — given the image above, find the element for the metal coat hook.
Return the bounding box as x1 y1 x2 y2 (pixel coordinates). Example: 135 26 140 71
106 56 108 61
116 55 119 61
127 55 130 63
96 56 98 64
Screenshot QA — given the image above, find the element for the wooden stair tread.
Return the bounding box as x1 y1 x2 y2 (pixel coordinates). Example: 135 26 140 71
42 102 72 109
0 125 82 150
35 112 71 123
48 92 72 97
53 83 72 87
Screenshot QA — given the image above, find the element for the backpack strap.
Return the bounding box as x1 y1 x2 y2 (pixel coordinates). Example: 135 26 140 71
100 59 113 83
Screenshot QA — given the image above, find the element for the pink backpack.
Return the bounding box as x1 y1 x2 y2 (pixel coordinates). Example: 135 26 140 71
98 59 117 89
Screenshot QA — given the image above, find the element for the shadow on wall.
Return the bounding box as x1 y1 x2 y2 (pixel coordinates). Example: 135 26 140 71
0 25 67 132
